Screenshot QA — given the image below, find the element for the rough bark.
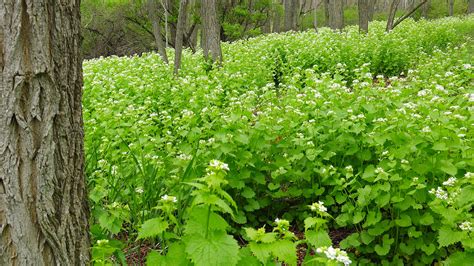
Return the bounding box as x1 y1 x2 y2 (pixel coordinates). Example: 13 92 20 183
313 0 320 31
284 0 299 31
328 0 344 30
174 0 188 74
273 0 283 32
469 0 474 13
148 0 169 63
0 0 90 265
201 0 222 64
448 0 454 16
367 0 377 21
358 0 370 32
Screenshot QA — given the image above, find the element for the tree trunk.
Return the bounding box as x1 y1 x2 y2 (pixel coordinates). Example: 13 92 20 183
358 0 370 32
201 0 222 64
388 0 427 31
0 1 90 265
148 0 169 63
174 0 189 74
368 0 377 20
324 0 330 26
386 0 401 31
328 0 344 30
273 0 283 32
284 0 299 31
422 0 431 17
469 0 474 13
448 0 454 16
313 0 320 31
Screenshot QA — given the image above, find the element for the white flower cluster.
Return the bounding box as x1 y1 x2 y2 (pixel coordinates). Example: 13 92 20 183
161 194 177 203
442 177 457 187
316 246 352 266
310 201 327 213
459 221 473 231
429 187 448 200
209 159 230 171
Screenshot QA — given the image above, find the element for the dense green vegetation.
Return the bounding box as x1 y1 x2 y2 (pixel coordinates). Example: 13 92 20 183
84 16 473 265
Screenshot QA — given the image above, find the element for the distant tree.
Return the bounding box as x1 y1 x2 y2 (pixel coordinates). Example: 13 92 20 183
174 0 189 74
448 0 455 16
201 0 222 64
273 0 283 32
469 0 474 13
328 0 344 30
284 0 299 31
147 0 169 63
0 0 90 264
387 0 428 31
422 0 431 17
358 0 371 32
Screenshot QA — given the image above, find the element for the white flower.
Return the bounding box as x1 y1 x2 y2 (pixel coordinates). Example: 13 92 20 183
429 187 448 200
135 187 144 194
463 63 471 69
375 167 385 174
310 201 327 213
161 194 177 203
422 126 431 133
317 246 352 265
465 172 473 178
442 177 457 187
345 165 353 172
401 159 409 164
209 159 230 171
459 221 473 231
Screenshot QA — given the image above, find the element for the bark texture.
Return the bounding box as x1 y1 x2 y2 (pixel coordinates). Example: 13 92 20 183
201 0 222 64
0 1 90 265
284 0 299 31
469 0 474 13
448 0 454 16
328 0 344 30
386 0 401 31
148 0 169 63
174 0 189 74
358 0 370 32
422 0 431 17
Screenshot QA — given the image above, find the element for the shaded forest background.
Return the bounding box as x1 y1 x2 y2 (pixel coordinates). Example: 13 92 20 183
81 0 472 59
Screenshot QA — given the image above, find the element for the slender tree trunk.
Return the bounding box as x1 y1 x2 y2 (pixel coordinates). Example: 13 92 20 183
328 0 344 30
388 0 428 31
201 0 222 64
448 0 454 16
324 0 330 25
358 0 370 33
174 0 189 74
148 0 168 63
0 0 90 265
284 0 299 31
469 0 474 13
386 0 401 31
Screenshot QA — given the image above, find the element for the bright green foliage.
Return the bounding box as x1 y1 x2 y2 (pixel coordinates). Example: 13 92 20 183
85 16 474 265
137 218 168 240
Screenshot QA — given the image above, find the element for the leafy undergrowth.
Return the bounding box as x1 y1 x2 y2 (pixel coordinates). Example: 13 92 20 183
84 16 473 265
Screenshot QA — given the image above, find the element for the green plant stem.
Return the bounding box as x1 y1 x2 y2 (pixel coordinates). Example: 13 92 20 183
205 205 212 239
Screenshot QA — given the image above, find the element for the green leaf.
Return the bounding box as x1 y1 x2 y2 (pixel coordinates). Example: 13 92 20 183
248 242 272 264
272 240 297 266
443 251 474 266
353 211 366 224
360 231 375 245
237 247 261 266
438 226 464 247
419 213 434 225
340 233 360 249
395 214 411 227
137 218 169 240
304 217 326 231
432 142 448 151
439 159 457 175
146 243 189 266
184 231 240 266
306 230 332 248
421 243 436 255
184 208 229 236
241 187 256 198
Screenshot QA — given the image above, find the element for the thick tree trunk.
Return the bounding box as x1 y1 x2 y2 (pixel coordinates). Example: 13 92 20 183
201 0 222 64
448 0 454 16
284 0 299 31
273 0 283 32
313 0 320 31
148 0 168 63
0 0 90 265
469 0 474 13
328 0 344 30
174 0 188 74
358 0 370 32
